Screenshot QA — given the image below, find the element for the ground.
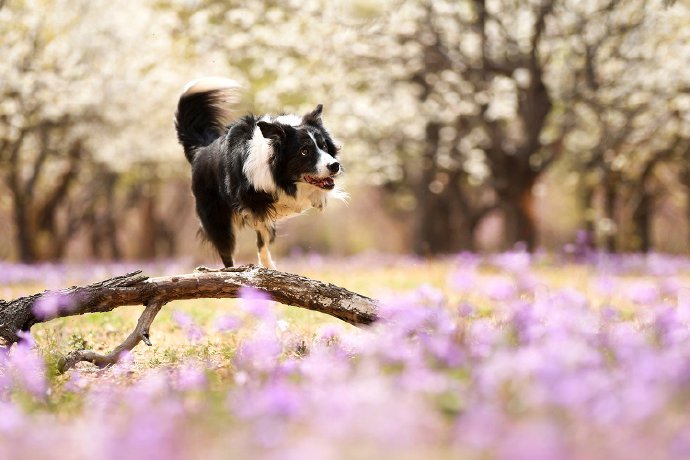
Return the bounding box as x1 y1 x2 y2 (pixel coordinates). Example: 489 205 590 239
2 253 690 459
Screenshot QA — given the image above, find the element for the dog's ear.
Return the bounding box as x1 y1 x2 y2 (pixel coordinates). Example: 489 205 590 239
303 104 323 126
257 121 286 142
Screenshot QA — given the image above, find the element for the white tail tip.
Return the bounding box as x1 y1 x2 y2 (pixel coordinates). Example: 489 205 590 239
181 77 242 97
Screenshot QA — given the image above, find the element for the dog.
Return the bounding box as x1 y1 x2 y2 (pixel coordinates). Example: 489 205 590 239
174 77 345 269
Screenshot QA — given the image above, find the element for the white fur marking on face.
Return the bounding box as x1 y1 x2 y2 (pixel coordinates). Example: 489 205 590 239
308 132 338 177
244 118 277 193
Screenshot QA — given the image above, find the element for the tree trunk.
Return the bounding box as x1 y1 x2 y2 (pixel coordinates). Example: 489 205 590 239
103 172 122 260
501 180 537 252
412 122 484 255
632 191 652 253
12 193 37 263
413 122 442 256
414 185 478 255
582 184 597 249
603 173 617 253
138 184 158 260
681 160 690 253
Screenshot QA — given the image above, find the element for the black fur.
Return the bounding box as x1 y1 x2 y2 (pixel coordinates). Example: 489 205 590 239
174 81 341 267
175 89 232 163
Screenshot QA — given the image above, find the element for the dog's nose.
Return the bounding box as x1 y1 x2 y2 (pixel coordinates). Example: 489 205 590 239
328 162 340 174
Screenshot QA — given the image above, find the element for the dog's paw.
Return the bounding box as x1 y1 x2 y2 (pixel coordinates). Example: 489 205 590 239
256 262 277 270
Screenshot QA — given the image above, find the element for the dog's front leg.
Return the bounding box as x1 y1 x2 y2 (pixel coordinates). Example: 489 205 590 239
256 222 277 270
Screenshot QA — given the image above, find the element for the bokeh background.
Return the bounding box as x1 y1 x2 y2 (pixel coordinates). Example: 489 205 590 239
2 0 690 263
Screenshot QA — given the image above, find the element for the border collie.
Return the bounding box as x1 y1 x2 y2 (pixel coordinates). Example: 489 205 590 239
174 77 345 269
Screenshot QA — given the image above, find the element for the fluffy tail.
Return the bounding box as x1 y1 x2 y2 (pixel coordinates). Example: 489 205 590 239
175 77 242 163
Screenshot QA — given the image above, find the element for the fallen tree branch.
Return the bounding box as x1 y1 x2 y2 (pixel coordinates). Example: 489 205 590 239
0 265 379 372
58 299 164 372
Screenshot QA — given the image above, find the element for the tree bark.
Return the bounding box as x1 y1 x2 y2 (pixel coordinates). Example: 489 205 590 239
501 183 538 251
0 266 379 370
13 195 36 263
682 160 690 251
413 122 442 256
632 192 652 253
603 172 618 253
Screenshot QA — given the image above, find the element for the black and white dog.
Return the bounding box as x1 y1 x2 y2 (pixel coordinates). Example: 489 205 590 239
175 77 345 269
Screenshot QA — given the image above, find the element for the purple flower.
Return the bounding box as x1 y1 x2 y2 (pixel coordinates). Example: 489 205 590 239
235 329 282 373
457 302 474 318
8 339 46 397
483 277 517 302
239 287 274 320
0 401 24 433
592 275 616 297
214 313 243 333
172 311 205 342
626 281 659 305
113 350 135 376
15 330 36 347
498 422 569 460
232 380 303 420
449 268 476 293
315 325 342 346
175 362 207 391
32 291 75 320
510 301 539 344
493 249 531 273
64 370 86 393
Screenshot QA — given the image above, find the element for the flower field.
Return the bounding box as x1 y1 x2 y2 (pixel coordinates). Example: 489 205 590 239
2 253 690 459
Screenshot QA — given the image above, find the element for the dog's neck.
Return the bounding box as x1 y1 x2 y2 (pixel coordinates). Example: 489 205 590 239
273 183 328 220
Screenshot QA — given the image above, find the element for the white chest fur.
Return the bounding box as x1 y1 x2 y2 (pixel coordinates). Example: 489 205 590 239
273 183 328 220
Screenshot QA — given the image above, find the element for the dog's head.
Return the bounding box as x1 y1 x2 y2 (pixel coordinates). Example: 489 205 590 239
255 105 342 195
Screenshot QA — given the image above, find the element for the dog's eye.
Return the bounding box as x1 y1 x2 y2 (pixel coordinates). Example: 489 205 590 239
300 148 309 156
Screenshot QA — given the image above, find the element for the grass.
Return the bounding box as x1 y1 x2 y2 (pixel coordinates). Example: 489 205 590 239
3 255 688 403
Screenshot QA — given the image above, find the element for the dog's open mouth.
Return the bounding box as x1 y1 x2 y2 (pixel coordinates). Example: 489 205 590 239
304 175 335 190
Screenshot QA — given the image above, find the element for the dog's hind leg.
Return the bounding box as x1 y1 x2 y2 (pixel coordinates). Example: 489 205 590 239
209 224 236 268
256 223 277 270
197 203 236 268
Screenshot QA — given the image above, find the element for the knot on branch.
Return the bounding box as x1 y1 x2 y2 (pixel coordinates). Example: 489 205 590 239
100 270 149 288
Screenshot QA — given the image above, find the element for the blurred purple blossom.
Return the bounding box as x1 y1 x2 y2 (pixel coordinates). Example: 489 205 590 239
113 350 135 377
7 338 47 397
64 370 86 393
32 291 76 319
2 254 690 457
235 328 283 373
16 329 36 347
175 362 207 391
483 277 518 301
172 311 205 342
214 313 243 333
492 249 531 273
626 281 659 305
239 287 274 321
0 401 24 433
592 275 616 297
